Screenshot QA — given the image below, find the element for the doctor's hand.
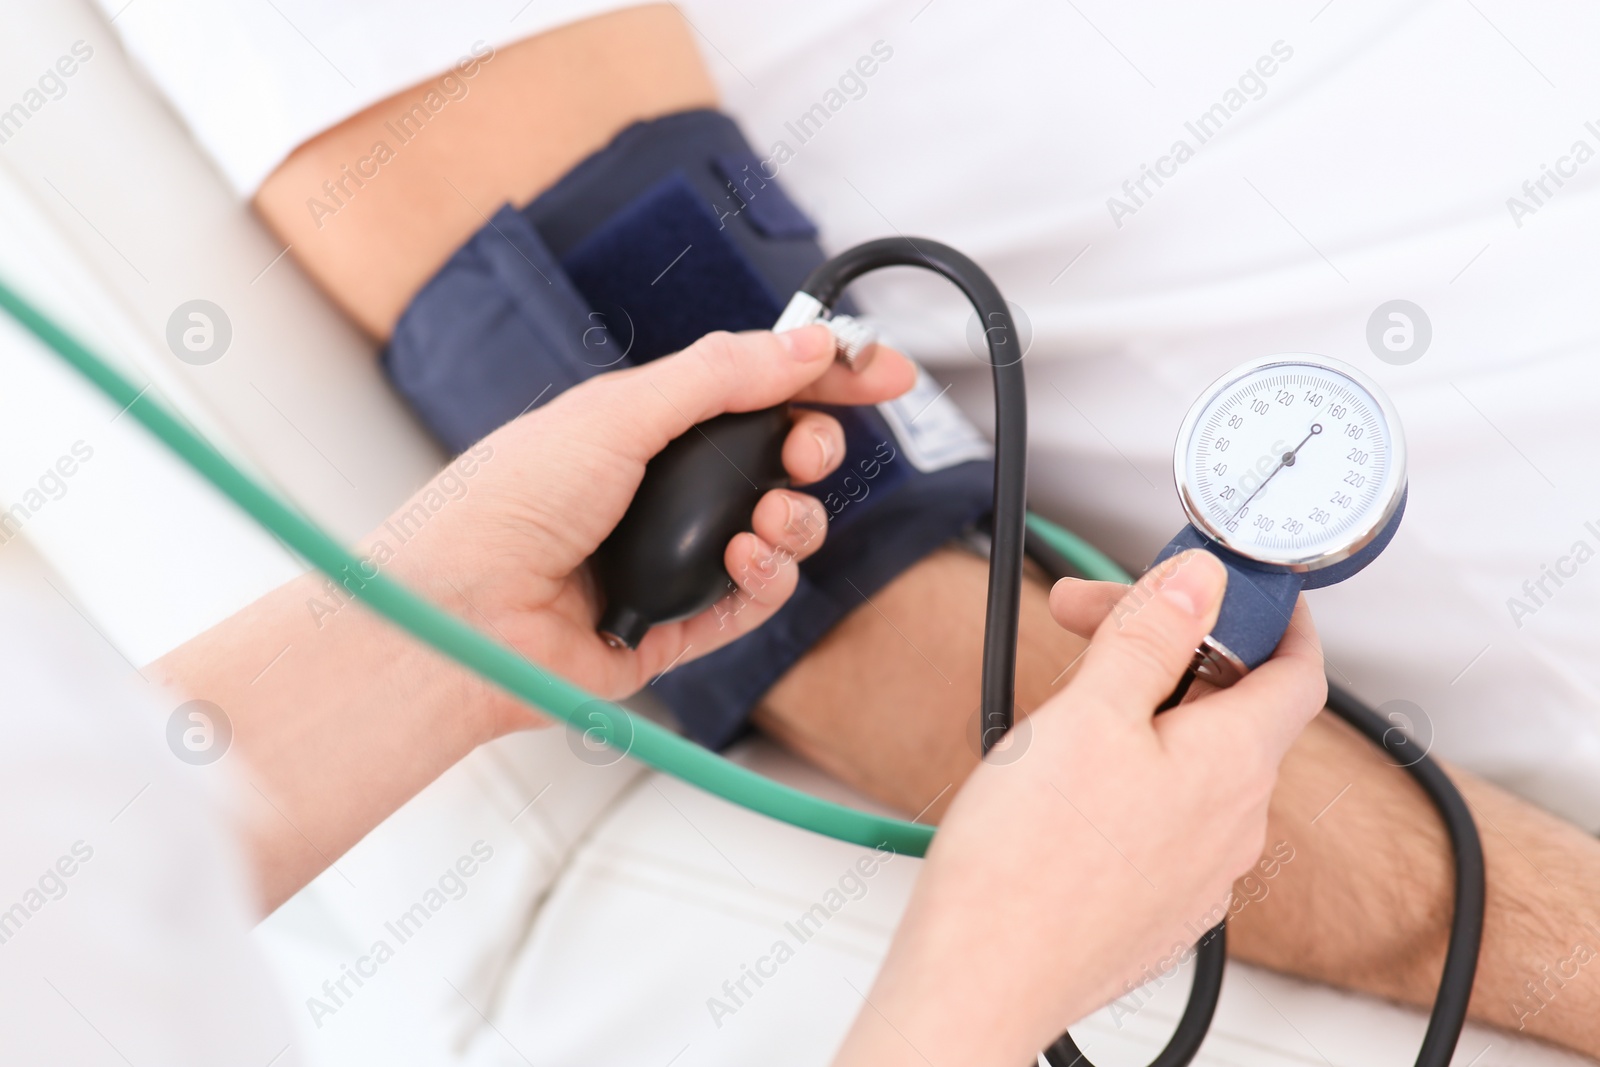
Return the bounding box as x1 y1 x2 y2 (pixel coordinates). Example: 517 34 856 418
386 324 914 734
833 550 1326 1067
155 325 910 912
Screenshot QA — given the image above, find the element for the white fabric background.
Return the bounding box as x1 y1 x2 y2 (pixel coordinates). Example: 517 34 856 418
0 546 301 1067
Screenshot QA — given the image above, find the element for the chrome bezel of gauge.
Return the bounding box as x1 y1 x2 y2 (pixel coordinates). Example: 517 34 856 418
1172 354 1408 572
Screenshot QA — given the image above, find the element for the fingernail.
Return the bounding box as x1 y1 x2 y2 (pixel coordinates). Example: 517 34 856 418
811 426 835 470
778 492 826 547
778 325 827 361
1158 550 1227 618
1050 576 1083 598
785 492 814 531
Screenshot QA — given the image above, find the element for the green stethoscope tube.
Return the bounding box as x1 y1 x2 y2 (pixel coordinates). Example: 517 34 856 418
1027 511 1130 584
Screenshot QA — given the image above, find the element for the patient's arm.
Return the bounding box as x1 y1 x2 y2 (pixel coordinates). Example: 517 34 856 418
252 7 1600 1056
254 4 715 339
759 547 1600 1056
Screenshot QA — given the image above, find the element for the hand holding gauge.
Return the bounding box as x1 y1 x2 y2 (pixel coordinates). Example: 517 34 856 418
1158 355 1408 686
1045 355 1414 1067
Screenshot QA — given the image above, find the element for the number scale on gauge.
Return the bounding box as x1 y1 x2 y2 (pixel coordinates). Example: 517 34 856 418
1180 361 1399 567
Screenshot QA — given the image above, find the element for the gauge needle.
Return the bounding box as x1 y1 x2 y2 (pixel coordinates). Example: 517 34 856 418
1230 422 1322 521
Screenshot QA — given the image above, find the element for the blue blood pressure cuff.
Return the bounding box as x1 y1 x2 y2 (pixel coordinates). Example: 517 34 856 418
383 109 994 749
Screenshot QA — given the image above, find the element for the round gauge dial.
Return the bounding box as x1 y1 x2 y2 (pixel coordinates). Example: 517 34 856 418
1174 355 1407 570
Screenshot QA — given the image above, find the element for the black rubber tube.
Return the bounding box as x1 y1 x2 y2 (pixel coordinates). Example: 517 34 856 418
798 237 1028 752
1046 925 1225 1067
805 240 1230 1067
1325 682 1485 1067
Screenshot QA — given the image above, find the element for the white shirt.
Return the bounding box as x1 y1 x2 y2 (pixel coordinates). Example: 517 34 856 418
0 563 299 1065
92 0 642 195
96 0 1600 833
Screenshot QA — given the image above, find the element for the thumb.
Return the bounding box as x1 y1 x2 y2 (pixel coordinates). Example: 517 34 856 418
556 326 837 464
1068 549 1228 722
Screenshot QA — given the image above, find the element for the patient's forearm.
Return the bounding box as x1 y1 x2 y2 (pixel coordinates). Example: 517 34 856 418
757 548 1074 816
757 547 1600 1057
1230 707 1600 1055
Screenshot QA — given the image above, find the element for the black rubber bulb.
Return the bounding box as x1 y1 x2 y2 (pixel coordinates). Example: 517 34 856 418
593 406 792 648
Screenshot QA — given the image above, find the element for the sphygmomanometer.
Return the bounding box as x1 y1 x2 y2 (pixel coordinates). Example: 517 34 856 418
586 240 1485 1067
0 108 1485 1067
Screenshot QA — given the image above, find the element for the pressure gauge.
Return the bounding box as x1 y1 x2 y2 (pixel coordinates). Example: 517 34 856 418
1157 355 1408 686
1174 355 1407 572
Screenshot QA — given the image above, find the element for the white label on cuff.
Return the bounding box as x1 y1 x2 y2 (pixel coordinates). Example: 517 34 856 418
878 365 994 473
